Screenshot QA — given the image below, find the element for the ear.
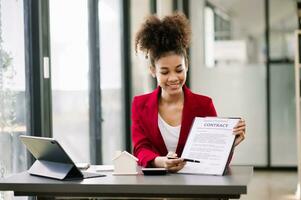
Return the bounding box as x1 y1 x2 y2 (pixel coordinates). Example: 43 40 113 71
149 66 156 78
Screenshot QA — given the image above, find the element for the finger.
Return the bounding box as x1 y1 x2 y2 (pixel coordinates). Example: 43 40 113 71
167 151 175 156
234 135 245 146
168 162 186 170
233 128 246 135
236 132 245 143
233 126 246 132
234 122 246 129
166 152 178 159
166 157 178 164
166 158 184 167
167 162 186 172
233 124 246 132
234 137 242 146
168 166 184 173
234 122 246 128
233 130 245 137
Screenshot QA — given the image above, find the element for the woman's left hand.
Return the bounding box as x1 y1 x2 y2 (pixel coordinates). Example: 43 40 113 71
233 118 246 147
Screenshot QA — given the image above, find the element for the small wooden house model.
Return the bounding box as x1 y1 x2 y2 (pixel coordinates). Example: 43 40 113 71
113 151 139 175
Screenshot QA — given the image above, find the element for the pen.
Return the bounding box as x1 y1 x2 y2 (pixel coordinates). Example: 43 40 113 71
167 157 200 163
183 158 200 163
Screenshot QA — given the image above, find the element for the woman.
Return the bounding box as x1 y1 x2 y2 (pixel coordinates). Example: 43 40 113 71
131 12 246 172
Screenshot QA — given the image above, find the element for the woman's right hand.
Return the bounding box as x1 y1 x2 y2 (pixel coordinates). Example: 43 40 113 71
152 152 186 173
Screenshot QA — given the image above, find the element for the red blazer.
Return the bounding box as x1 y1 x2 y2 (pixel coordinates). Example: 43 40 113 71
131 85 218 167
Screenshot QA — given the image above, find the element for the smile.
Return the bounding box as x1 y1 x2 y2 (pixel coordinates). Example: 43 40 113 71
167 84 180 89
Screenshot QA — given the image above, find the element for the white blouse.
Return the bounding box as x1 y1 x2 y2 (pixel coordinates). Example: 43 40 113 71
158 114 181 152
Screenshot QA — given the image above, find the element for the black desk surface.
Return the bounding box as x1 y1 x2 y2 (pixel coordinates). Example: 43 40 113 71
0 165 253 198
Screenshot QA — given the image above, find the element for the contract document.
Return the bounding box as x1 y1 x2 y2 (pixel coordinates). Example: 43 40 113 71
179 117 240 175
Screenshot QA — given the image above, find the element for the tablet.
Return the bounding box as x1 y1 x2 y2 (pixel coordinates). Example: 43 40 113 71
20 135 105 180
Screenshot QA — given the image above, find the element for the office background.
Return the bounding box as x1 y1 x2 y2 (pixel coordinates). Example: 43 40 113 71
0 0 297 184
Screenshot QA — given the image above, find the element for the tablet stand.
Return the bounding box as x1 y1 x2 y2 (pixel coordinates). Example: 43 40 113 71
29 160 83 180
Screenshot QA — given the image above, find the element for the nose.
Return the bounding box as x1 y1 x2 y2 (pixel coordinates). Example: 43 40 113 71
167 73 178 82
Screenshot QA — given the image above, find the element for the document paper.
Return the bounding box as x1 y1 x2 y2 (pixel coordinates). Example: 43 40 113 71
179 117 239 175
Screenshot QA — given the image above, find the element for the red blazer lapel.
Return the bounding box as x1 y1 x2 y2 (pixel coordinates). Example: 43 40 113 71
176 85 197 156
145 87 168 155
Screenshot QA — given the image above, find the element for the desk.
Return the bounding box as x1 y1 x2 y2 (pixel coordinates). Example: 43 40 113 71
0 165 253 199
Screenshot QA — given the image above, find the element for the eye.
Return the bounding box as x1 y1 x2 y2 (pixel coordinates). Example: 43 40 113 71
176 69 183 73
160 71 168 75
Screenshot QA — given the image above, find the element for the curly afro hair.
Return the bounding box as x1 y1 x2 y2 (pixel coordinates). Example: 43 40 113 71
135 12 191 67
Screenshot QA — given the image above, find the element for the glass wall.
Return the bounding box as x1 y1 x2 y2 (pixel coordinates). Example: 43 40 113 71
49 0 90 163
131 0 153 97
0 0 27 174
0 0 27 199
269 0 297 166
0 1 295 182
99 0 124 164
190 0 267 166
157 0 173 18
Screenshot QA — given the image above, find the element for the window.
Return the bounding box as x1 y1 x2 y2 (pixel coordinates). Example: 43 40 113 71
269 0 298 166
99 0 125 163
131 0 153 96
0 0 27 198
49 0 90 163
